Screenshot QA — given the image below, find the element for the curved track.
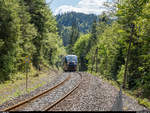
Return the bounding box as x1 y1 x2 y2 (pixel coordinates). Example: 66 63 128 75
2 74 70 111
43 72 82 111
2 72 82 111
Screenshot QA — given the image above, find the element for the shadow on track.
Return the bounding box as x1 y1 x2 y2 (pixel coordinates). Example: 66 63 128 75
111 86 123 111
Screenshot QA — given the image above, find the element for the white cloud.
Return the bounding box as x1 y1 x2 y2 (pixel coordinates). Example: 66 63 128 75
54 0 109 15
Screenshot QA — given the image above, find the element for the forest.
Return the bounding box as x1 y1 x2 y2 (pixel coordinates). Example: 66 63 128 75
0 0 149 108
58 0 150 104
56 12 98 46
56 12 115 46
0 0 66 82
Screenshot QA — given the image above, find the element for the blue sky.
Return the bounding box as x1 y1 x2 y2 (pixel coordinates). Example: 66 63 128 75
46 0 113 15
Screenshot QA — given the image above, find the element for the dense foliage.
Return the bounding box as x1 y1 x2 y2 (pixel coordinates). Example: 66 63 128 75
56 12 98 46
0 0 66 82
56 12 97 33
56 12 114 48
71 0 150 100
73 34 90 71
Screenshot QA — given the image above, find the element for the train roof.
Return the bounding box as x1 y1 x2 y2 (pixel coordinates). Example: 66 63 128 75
65 55 78 62
65 55 77 57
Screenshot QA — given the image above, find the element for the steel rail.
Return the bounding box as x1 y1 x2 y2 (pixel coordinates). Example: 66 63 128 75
3 73 70 111
43 72 82 111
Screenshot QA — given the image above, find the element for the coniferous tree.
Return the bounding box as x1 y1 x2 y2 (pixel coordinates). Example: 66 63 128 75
23 0 58 69
0 0 66 82
17 0 37 71
68 20 79 54
0 0 22 79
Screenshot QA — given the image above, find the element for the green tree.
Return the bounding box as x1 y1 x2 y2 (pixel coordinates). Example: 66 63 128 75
117 0 149 89
17 0 37 71
0 0 22 80
23 0 59 69
68 20 79 54
0 0 66 83
73 34 91 71
87 19 97 52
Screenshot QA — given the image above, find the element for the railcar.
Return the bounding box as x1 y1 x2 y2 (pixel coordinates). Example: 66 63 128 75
63 55 78 72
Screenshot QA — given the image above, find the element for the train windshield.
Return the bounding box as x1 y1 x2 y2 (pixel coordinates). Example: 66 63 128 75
65 55 77 62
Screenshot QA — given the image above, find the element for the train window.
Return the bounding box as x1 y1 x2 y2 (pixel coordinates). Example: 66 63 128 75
66 56 77 62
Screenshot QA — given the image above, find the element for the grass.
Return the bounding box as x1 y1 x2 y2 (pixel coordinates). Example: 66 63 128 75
0 81 47 105
90 72 150 110
0 66 57 105
138 98 150 109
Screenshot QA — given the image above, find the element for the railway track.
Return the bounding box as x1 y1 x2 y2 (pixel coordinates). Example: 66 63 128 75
43 72 82 111
2 72 82 111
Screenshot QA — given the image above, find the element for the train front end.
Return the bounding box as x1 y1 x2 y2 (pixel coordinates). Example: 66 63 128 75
63 55 78 72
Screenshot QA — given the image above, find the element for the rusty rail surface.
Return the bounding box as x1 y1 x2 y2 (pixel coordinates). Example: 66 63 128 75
3 73 70 111
43 72 82 111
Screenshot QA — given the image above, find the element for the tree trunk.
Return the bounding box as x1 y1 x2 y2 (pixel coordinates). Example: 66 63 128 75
91 54 95 73
123 24 134 89
95 47 98 73
91 48 98 73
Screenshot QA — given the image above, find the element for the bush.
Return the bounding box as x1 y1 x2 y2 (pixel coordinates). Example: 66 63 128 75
117 65 125 85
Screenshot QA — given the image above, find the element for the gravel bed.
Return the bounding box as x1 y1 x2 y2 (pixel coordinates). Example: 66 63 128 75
15 72 81 111
0 71 67 111
50 72 148 111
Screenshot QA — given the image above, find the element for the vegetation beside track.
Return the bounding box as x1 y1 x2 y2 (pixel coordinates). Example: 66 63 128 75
0 0 66 84
0 66 61 105
91 72 150 109
62 0 150 109
0 0 149 110
0 0 65 105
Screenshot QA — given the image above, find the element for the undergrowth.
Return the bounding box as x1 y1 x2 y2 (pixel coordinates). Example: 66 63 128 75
90 72 150 110
0 66 56 105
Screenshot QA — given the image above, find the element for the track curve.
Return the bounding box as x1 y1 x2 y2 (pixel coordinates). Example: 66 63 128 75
2 72 82 111
43 72 82 111
2 73 70 111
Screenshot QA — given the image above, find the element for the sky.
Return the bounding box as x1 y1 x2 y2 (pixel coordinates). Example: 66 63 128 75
46 0 113 15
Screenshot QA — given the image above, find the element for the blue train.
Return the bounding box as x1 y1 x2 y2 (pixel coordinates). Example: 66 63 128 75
63 55 78 72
